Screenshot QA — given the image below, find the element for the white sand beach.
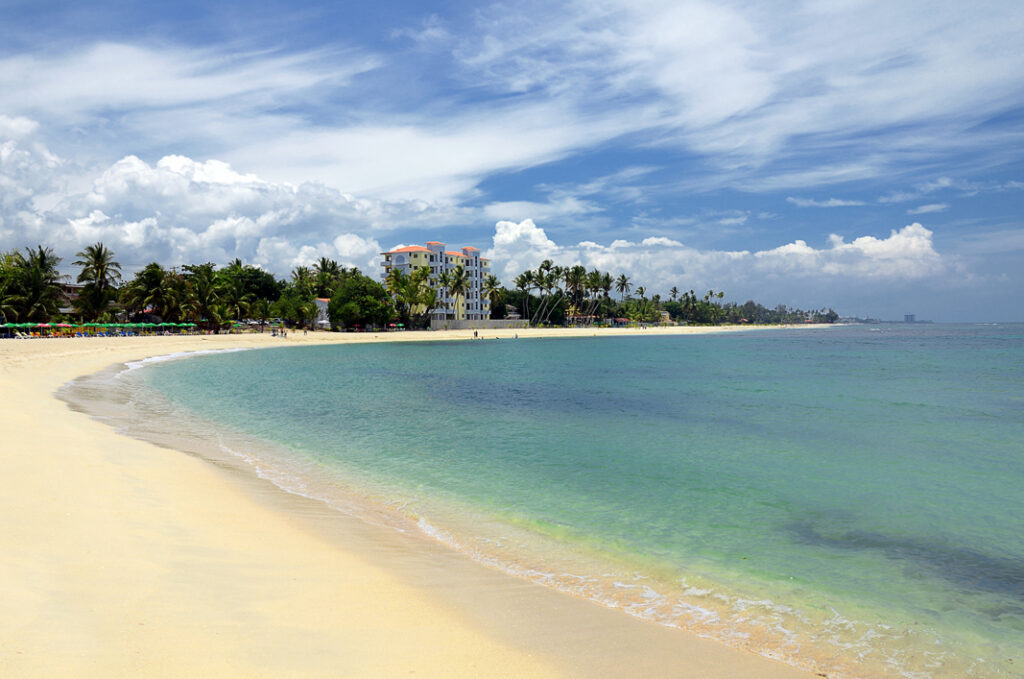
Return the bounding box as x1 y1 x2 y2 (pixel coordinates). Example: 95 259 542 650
0 327 819 678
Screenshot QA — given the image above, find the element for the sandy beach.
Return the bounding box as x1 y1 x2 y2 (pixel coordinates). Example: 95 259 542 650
0 327 819 678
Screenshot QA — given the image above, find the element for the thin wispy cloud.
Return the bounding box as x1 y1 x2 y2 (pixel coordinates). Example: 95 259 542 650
787 197 867 208
907 203 950 215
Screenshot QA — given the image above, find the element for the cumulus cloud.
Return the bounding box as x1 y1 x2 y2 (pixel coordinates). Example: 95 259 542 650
0 145 425 276
485 219 947 301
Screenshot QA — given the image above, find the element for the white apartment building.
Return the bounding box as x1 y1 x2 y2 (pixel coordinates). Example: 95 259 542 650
380 241 491 321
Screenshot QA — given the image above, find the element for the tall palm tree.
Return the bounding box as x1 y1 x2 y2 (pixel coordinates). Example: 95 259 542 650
482 274 502 319
73 242 121 321
513 271 532 322
669 286 679 302
533 267 563 326
183 263 222 330
583 269 605 323
436 270 453 320
615 273 631 302
565 265 586 309
448 265 469 320
635 286 647 300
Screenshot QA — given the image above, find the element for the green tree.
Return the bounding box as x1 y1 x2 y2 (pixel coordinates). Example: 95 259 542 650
313 257 343 297
73 242 122 321
328 273 394 329
448 265 469 320
0 251 18 322
513 271 533 322
251 298 273 332
7 246 67 322
182 263 223 330
615 273 631 301
482 274 503 319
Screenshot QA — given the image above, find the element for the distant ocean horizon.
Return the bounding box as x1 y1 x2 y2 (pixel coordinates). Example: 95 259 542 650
80 324 1024 679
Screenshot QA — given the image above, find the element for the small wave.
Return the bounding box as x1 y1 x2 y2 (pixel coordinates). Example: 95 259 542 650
120 347 255 374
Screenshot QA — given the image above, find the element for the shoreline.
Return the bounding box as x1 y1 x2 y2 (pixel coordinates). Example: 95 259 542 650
1 327 820 678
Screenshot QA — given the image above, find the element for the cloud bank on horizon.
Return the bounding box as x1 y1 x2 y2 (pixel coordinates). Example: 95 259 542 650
1 0 1022 320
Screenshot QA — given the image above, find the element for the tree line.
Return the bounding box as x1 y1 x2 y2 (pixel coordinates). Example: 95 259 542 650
0 243 388 330
1 243 838 330
496 260 838 326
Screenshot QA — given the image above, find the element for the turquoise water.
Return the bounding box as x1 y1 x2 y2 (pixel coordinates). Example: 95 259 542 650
139 324 1024 678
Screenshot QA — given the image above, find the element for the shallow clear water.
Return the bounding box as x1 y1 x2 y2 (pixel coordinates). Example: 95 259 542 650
134 324 1024 678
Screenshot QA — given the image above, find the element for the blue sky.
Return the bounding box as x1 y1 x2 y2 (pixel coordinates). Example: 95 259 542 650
1 0 1022 320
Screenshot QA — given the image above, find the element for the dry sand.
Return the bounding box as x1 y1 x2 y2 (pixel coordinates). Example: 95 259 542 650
0 327 820 678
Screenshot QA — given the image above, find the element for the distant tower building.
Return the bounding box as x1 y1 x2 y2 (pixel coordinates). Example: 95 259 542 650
380 241 491 321
904 314 916 323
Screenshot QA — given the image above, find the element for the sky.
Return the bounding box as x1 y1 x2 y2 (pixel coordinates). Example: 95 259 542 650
1 0 1022 321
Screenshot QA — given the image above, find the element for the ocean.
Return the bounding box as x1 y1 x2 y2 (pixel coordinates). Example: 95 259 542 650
75 324 1024 678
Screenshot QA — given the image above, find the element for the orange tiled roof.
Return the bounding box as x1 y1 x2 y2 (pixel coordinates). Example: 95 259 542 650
445 251 467 257
425 241 444 245
389 246 431 254
462 246 479 251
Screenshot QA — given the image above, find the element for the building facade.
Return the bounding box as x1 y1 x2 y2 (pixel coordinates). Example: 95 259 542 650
380 241 491 321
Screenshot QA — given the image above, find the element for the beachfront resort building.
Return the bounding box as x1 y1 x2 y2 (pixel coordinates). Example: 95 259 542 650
380 242 491 322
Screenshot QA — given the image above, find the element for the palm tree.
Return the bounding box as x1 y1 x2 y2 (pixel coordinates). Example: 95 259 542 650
583 269 604 323
669 286 679 302
513 271 532 322
291 266 314 298
436 270 453 320
635 286 646 300
565 265 586 309
482 274 502 319
615 273 631 301
251 298 272 332
448 265 469 320
9 246 67 322
313 257 342 297
0 251 18 322
74 243 120 285
183 263 222 330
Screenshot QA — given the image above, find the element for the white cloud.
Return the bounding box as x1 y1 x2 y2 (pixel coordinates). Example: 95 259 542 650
0 114 39 139
787 197 866 208
484 218 948 296
0 147 409 276
907 203 949 215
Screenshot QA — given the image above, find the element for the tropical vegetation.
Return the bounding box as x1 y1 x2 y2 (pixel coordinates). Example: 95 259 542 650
1 242 839 331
